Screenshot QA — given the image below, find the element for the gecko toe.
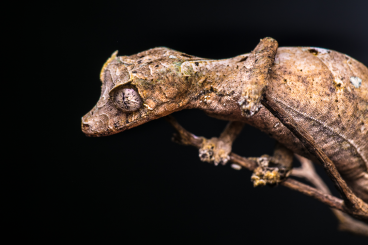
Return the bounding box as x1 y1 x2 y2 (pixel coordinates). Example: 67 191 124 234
199 148 214 163
251 155 290 186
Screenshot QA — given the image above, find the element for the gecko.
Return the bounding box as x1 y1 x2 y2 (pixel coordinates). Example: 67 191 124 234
82 37 368 203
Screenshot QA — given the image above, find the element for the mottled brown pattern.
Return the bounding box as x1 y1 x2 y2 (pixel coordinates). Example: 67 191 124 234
238 37 278 116
82 39 368 202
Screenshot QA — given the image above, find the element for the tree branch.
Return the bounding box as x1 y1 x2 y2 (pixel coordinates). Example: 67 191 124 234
165 115 345 213
292 155 368 236
165 115 368 235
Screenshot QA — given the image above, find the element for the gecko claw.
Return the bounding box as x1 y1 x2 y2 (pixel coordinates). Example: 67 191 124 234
251 155 290 186
199 148 214 163
238 95 262 117
199 138 231 166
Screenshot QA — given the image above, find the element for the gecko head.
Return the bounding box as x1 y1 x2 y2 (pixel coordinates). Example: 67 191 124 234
82 48 199 137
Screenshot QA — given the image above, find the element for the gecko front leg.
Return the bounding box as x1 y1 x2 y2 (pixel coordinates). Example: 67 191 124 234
199 121 245 166
238 37 278 117
251 142 293 186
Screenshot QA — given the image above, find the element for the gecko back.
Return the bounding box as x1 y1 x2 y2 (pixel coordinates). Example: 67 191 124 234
264 47 368 199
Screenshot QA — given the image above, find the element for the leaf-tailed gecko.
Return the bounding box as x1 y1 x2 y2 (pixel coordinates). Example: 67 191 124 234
82 38 368 203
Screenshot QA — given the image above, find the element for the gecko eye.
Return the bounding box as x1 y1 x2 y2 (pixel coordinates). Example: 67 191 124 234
112 86 142 112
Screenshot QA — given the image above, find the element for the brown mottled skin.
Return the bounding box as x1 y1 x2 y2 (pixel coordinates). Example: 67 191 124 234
82 38 368 202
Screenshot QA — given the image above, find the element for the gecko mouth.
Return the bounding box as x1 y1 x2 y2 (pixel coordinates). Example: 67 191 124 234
82 99 185 137
81 104 153 137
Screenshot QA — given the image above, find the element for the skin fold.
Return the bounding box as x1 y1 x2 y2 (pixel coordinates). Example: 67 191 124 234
82 38 368 202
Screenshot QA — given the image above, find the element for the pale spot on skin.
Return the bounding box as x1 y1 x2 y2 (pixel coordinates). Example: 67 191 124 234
231 164 242 170
169 55 177 59
144 104 154 110
350 76 362 88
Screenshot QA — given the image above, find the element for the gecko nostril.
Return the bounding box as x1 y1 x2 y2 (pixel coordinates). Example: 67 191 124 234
81 121 91 134
81 113 109 135
82 123 90 130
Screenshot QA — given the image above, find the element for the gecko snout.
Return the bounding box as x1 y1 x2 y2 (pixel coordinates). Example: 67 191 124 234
81 108 110 136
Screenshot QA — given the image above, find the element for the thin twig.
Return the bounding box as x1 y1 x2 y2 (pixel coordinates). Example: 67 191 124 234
292 155 368 236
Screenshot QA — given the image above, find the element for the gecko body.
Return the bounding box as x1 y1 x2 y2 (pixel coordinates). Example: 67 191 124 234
82 39 368 202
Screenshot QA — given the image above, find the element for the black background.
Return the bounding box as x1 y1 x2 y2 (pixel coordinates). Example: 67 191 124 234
20 0 368 243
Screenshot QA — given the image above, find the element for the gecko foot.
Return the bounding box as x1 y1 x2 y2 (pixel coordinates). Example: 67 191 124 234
238 95 262 117
199 137 231 166
251 155 290 187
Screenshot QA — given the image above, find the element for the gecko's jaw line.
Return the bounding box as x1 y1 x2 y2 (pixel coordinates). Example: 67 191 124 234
81 106 148 137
